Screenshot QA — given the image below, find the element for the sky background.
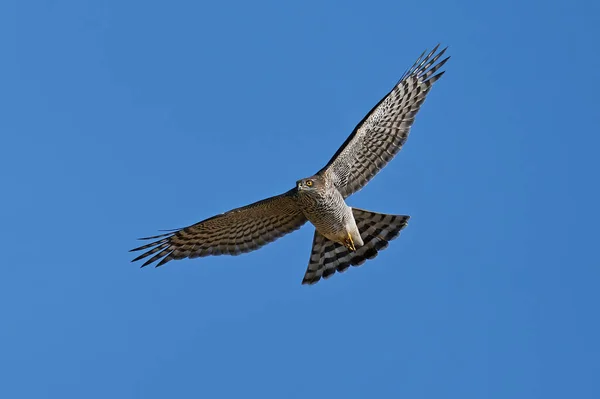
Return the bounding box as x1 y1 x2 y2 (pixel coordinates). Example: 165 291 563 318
1 0 599 398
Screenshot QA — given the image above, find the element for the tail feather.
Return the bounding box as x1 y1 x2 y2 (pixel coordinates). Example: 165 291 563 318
302 208 410 285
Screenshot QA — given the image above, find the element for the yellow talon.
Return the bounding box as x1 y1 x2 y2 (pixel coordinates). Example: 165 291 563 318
344 232 356 252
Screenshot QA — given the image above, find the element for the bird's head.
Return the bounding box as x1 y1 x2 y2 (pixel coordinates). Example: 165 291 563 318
296 175 325 193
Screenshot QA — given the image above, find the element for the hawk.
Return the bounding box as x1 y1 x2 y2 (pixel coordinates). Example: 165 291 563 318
131 45 449 285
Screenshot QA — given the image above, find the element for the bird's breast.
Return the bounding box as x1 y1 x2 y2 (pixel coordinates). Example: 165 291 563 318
298 190 355 242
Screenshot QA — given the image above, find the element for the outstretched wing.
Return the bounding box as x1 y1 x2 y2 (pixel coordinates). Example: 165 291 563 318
130 189 306 267
319 45 449 198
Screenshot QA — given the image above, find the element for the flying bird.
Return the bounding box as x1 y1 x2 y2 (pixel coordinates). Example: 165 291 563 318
131 45 450 285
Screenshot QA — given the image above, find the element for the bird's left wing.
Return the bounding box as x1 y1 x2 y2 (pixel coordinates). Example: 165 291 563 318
130 189 306 267
319 45 449 198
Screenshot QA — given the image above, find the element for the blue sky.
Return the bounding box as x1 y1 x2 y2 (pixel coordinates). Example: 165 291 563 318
1 0 599 398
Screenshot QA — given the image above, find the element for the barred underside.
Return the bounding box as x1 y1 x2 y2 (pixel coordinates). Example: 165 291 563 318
319 45 449 198
302 208 410 285
130 189 307 267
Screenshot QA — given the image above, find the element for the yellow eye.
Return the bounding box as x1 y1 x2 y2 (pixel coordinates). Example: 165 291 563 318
306 180 313 187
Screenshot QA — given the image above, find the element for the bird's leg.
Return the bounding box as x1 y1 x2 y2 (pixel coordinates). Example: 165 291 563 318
343 232 356 252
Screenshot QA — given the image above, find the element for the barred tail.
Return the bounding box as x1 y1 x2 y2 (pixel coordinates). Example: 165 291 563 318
302 209 410 285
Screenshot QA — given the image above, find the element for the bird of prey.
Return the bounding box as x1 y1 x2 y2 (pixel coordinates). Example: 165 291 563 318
131 45 449 285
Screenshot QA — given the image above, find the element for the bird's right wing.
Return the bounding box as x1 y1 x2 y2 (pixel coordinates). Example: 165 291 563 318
130 189 306 267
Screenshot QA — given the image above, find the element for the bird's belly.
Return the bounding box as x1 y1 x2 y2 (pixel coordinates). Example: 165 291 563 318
312 218 347 242
304 207 353 243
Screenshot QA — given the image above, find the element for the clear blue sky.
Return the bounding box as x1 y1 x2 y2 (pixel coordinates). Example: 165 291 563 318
1 0 599 398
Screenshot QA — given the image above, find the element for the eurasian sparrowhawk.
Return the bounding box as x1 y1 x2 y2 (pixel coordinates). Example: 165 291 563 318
131 45 450 285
